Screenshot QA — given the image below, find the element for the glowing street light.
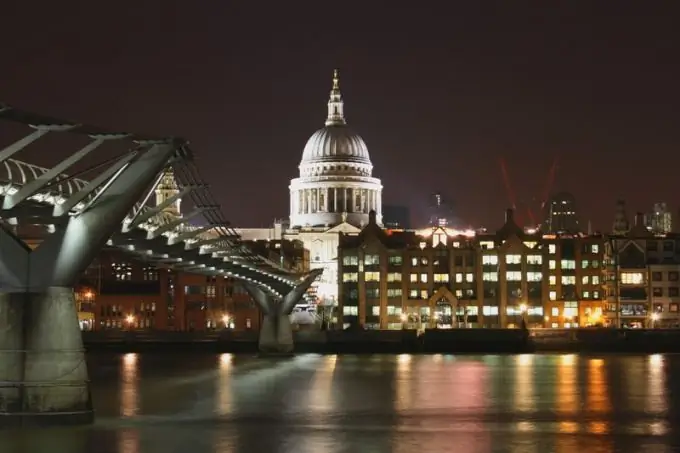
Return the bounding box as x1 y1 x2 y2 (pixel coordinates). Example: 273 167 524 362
126 315 135 325
222 314 230 328
519 304 527 313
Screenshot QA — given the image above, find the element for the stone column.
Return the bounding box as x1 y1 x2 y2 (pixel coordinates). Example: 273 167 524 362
333 188 338 212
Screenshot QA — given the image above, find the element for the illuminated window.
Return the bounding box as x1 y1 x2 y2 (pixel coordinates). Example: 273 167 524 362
465 273 474 283
563 301 578 317
433 232 447 247
482 255 498 265
434 273 449 282
343 273 358 282
372 306 380 316
548 244 556 254
387 288 402 298
343 255 359 266
561 276 576 285
455 289 463 297
527 306 543 316
411 257 418 266
455 273 463 283
409 290 418 299
506 271 522 281
387 305 402 315
583 291 590 298
593 291 600 299
549 260 557 270
524 241 537 249
387 272 402 282
621 273 644 285
561 260 576 269
549 275 557 285
526 272 542 282
364 272 380 282
364 254 379 265
388 255 403 265
421 257 429 266
410 273 418 283
420 290 428 299
551 307 559 316
483 306 499 316
591 244 599 254
480 241 494 250
592 276 600 285
582 276 589 284
506 254 521 264
549 291 557 301
482 272 498 282
526 255 542 265
420 273 428 283
343 306 358 315
581 260 589 268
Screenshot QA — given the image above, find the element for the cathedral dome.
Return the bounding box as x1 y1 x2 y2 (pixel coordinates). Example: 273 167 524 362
300 125 371 166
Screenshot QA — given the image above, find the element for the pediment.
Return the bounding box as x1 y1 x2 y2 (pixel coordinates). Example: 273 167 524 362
429 285 458 305
327 222 361 234
619 241 646 268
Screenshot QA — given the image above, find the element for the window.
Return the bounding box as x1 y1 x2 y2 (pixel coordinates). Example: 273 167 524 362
455 273 463 283
387 305 402 315
526 272 542 282
482 255 498 265
582 276 589 285
591 260 600 269
506 254 521 264
526 255 542 265
549 260 556 270
593 291 600 299
465 273 474 283
343 255 359 266
563 301 578 318
479 241 494 250
671 303 679 313
420 273 428 283
434 273 449 282
387 272 402 282
366 288 379 299
549 291 557 301
551 307 559 316
455 289 463 298
483 306 499 316
581 260 590 269
621 272 644 285
386 288 402 298
409 289 418 299
364 272 380 282
561 276 576 285
653 287 663 297
670 272 679 281
364 254 379 265
371 306 380 316
549 275 557 285
527 306 543 316
343 273 358 282
421 257 429 266
591 244 599 254
410 257 418 266
561 260 576 269
388 255 403 265
506 271 522 281
410 273 418 283
670 287 679 297
592 276 600 285
482 272 498 282
582 291 590 298
420 290 428 299
343 306 358 315
549 244 556 254
652 272 663 282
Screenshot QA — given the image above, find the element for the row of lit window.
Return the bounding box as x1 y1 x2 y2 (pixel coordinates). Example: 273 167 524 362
345 271 603 285
342 304 586 317
549 290 600 300
548 244 599 254
548 275 601 285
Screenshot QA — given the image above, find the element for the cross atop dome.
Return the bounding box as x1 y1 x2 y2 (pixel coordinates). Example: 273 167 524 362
325 68 346 126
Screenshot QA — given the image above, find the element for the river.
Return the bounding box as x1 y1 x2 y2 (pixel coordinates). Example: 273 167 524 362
1 353 679 452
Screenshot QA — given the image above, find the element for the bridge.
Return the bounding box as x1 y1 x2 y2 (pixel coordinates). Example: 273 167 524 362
0 104 321 426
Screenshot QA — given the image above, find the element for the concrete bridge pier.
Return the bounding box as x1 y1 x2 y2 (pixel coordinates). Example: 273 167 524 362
0 141 180 426
244 269 322 354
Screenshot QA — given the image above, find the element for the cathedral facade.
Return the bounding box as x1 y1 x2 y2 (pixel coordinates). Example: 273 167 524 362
285 70 383 305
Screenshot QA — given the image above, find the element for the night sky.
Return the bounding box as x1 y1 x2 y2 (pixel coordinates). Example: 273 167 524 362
1 2 678 230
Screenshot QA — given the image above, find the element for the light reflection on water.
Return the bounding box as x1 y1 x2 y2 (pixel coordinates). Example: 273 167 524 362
0 353 678 453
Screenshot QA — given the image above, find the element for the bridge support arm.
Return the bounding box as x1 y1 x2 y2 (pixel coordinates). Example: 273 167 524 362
242 269 322 354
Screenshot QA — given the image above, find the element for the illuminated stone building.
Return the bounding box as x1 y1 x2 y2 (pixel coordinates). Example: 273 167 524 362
605 213 680 328
337 209 607 330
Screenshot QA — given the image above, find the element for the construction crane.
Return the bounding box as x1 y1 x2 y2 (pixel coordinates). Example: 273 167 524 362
498 155 559 229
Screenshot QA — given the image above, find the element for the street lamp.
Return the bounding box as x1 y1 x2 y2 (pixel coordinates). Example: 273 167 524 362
651 312 659 328
222 314 230 329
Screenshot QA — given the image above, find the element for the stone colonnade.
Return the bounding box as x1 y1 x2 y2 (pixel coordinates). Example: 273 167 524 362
291 187 380 216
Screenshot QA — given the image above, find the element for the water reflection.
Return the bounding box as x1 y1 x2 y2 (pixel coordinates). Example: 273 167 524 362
120 353 138 417
214 353 234 416
646 354 667 416
587 358 611 416
514 354 535 413
306 355 337 413
556 354 578 415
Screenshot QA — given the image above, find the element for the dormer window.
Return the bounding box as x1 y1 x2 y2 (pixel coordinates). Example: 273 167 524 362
433 232 447 247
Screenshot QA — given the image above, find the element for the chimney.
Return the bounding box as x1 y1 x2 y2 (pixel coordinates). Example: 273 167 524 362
505 208 514 224
368 210 377 225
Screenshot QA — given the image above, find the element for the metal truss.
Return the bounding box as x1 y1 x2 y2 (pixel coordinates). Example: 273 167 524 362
0 103 314 296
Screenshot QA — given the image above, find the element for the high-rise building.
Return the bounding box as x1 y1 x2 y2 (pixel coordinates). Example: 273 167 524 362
612 199 630 235
427 192 457 228
542 192 580 234
645 202 672 235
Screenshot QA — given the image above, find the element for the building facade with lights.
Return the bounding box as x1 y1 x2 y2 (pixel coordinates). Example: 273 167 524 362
337 209 607 330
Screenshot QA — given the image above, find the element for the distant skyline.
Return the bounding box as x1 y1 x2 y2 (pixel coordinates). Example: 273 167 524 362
1 2 678 230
